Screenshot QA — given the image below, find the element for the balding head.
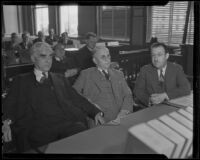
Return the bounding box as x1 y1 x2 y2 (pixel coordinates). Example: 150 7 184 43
92 46 111 70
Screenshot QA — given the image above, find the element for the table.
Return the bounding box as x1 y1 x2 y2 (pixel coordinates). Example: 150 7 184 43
26 104 184 154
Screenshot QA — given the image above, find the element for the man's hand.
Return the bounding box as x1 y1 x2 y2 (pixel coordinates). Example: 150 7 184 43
94 112 105 125
2 120 12 142
64 68 78 78
150 93 169 105
116 110 131 119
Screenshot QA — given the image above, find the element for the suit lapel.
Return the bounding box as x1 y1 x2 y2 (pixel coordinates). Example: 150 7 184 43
164 62 172 90
92 68 107 89
50 73 67 105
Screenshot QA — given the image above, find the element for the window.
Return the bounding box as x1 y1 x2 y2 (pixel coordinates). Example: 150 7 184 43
98 6 131 41
33 5 49 35
147 1 194 45
59 5 78 37
186 2 194 44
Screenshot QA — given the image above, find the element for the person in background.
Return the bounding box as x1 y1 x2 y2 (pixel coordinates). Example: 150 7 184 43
75 32 97 71
18 31 33 50
2 42 105 153
4 33 20 51
50 43 78 84
73 46 133 127
17 31 33 64
45 28 59 47
58 32 74 49
33 31 46 44
3 33 21 65
133 42 191 107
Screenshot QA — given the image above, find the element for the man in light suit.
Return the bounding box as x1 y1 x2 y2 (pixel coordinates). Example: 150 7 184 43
73 46 134 124
133 42 191 107
2 42 105 153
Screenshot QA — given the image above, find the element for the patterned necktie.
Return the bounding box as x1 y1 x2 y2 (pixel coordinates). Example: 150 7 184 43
102 70 109 80
159 69 164 82
159 69 165 91
40 72 47 83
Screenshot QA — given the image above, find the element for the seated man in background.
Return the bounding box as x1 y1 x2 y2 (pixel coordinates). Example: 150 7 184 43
18 31 33 64
3 32 21 65
75 32 97 70
2 42 105 153
45 28 59 47
4 32 20 51
73 46 133 126
18 31 33 50
58 32 75 49
50 43 78 84
133 42 191 107
33 31 46 43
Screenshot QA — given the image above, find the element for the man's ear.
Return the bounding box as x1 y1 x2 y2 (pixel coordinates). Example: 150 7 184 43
93 57 97 64
166 52 169 60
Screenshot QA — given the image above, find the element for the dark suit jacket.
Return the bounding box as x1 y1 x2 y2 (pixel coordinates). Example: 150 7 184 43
19 41 33 50
133 62 191 106
75 45 96 70
45 35 59 45
2 72 101 131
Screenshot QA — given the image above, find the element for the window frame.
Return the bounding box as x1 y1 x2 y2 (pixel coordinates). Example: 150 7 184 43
146 1 194 46
32 5 49 36
97 6 131 43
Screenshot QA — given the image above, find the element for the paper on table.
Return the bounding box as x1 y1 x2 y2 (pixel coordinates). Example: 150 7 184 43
159 115 193 158
147 119 185 158
167 93 193 108
127 123 175 158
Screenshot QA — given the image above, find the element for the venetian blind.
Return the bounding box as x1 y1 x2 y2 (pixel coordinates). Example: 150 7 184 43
151 1 189 45
99 6 130 41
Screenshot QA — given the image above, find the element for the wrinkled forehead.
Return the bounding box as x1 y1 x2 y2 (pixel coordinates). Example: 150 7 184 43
151 46 166 54
31 43 54 57
94 47 109 57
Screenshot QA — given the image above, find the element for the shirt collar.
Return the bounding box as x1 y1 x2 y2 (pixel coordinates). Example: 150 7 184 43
55 56 61 62
34 68 48 82
97 67 108 74
157 64 167 75
87 46 93 52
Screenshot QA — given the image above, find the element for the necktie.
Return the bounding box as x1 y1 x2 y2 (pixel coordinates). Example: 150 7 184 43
159 69 165 91
102 70 109 80
159 69 164 82
40 72 47 83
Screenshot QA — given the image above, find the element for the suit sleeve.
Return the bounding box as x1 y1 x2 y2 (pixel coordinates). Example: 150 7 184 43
133 67 150 106
65 75 101 119
166 65 191 99
73 70 86 94
119 72 134 112
2 76 20 123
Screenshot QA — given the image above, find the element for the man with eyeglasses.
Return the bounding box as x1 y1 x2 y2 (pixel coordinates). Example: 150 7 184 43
133 42 191 107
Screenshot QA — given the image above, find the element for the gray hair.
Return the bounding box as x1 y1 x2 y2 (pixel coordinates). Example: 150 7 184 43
30 42 53 57
92 46 109 57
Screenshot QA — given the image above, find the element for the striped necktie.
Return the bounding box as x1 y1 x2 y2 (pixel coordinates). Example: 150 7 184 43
159 69 165 91
159 69 164 82
102 70 109 80
40 72 47 83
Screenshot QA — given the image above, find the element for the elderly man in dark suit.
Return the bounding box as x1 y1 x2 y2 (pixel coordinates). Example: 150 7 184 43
133 42 191 107
73 46 134 125
2 42 105 153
